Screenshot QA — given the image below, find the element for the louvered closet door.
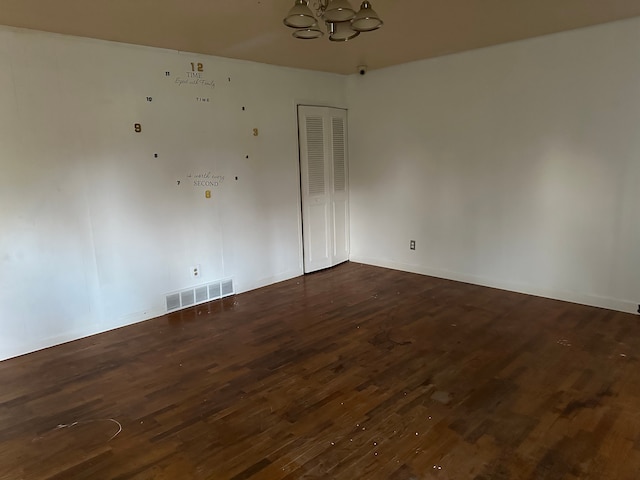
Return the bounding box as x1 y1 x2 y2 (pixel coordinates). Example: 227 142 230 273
298 106 349 273
330 112 349 265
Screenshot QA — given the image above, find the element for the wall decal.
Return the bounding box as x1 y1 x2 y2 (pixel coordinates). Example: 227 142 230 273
187 172 224 187
175 77 215 88
175 62 215 89
0 23 352 363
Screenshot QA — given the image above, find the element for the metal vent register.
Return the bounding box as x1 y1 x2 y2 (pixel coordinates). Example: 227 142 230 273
165 278 235 312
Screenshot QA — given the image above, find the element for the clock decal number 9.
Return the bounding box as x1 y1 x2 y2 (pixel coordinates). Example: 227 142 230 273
134 123 142 133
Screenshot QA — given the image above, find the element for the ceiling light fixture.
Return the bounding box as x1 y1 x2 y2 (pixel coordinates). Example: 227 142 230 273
283 0 383 42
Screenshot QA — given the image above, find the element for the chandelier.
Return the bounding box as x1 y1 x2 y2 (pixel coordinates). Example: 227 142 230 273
283 0 383 41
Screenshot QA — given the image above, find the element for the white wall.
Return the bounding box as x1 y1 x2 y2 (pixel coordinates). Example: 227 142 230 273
2 17 639 362
0 26 346 361
347 18 640 314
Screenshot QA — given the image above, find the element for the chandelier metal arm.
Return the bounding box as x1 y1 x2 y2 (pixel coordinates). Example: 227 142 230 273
310 0 329 18
283 0 383 41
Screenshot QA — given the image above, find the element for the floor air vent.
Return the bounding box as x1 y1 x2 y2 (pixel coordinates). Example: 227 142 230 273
165 278 234 312
208 283 221 299
195 286 208 303
181 290 195 307
166 293 180 311
221 279 234 296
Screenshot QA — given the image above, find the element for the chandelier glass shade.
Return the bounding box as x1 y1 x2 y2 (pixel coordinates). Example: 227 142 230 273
283 0 317 28
293 25 324 39
323 0 356 22
351 1 384 31
283 0 383 41
328 21 360 41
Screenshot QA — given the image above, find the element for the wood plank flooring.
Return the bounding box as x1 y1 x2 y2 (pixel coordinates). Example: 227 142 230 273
1 262 639 479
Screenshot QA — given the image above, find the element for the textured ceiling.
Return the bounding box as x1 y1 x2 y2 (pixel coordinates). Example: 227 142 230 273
1 0 640 74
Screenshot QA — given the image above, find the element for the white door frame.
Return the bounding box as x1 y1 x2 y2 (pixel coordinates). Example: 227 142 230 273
297 105 349 273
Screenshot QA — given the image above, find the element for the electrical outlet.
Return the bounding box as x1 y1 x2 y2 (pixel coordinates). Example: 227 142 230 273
191 265 200 278
410 240 416 250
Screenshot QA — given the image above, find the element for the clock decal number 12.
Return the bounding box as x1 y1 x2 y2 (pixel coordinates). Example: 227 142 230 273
191 62 204 72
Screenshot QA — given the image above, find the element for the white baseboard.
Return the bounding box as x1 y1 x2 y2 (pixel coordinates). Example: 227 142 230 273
2 260 633 363
349 255 638 315
0 269 306 362
0 325 102 362
235 268 304 294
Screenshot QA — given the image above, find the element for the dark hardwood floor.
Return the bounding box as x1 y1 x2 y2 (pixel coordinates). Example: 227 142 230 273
1 262 639 479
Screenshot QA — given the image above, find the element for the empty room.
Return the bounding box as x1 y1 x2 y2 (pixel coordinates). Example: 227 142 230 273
1 1 639 478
